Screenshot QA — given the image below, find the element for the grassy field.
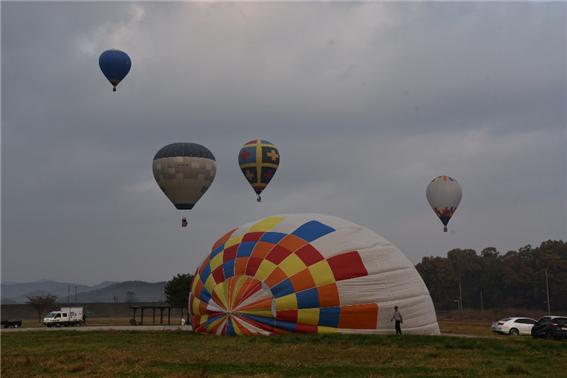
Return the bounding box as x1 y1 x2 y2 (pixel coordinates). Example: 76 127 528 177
438 319 495 337
2 330 566 377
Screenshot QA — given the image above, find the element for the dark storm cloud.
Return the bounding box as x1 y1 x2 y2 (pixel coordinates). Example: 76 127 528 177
2 2 565 284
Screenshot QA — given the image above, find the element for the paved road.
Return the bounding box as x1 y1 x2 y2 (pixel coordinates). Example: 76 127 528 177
1 325 193 332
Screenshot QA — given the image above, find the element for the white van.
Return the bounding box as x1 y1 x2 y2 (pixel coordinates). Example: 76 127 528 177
43 307 84 327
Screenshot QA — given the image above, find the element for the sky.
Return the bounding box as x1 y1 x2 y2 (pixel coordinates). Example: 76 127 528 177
1 2 565 285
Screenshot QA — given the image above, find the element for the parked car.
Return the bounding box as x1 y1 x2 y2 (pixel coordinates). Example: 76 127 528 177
491 317 536 335
531 316 567 340
1 320 22 328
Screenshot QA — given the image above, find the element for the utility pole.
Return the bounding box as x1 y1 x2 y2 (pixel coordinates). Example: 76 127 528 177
545 270 551 316
75 286 77 303
480 289 484 312
67 285 70 306
459 277 463 312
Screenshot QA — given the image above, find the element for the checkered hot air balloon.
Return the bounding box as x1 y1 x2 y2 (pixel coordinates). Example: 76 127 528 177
152 143 216 227
426 176 462 232
238 140 279 202
189 214 440 335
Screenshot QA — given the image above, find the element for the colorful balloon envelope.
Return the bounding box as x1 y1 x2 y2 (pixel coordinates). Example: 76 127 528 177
99 49 131 92
238 140 279 202
152 143 216 223
189 213 440 335
426 176 462 232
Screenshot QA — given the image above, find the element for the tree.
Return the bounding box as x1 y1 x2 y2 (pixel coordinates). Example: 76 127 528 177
416 256 458 310
165 273 193 308
26 294 57 324
416 240 567 311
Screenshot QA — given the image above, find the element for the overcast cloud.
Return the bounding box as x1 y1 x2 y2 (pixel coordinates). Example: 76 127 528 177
2 2 565 284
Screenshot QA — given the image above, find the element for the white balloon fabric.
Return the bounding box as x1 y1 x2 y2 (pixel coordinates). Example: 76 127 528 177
426 176 462 232
190 213 440 335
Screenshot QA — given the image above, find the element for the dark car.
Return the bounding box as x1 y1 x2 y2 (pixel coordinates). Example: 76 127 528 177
1 320 22 328
531 316 567 340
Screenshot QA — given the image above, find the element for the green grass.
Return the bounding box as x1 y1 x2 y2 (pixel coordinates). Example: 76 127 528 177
2 331 566 377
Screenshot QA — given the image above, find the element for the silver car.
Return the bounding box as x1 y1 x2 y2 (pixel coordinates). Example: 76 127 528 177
491 317 537 336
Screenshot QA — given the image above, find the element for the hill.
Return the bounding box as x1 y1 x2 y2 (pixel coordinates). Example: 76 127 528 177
1 280 92 301
75 281 166 303
1 280 164 303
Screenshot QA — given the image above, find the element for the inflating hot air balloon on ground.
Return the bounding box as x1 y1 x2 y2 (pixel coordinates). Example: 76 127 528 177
99 49 131 92
152 143 216 227
189 213 440 335
238 140 279 202
426 176 462 232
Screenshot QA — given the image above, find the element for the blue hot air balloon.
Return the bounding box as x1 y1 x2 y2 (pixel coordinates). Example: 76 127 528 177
99 49 131 92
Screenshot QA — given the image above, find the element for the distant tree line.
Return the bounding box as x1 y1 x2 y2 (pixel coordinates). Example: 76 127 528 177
416 240 567 311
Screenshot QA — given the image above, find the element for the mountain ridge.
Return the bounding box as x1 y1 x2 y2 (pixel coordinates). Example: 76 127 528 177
1 280 166 304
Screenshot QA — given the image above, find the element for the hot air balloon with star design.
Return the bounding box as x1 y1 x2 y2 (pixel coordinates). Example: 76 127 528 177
152 143 216 227
99 49 131 92
426 175 462 232
238 139 280 202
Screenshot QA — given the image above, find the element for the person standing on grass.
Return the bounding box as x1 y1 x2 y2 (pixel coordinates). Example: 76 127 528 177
391 306 403 335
